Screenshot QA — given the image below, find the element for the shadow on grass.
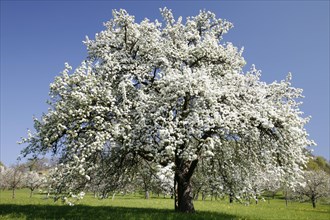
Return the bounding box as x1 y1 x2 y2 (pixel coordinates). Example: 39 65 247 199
0 204 238 220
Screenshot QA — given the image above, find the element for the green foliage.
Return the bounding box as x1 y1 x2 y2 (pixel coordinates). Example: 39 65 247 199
0 189 329 220
306 156 330 173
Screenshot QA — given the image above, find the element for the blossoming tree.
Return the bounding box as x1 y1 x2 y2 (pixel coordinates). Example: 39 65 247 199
21 8 313 213
24 171 46 198
297 170 330 208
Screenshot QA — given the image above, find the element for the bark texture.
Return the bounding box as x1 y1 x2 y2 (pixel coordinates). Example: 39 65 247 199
174 158 198 213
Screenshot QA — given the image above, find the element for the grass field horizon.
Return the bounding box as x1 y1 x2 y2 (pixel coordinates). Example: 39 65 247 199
1 189 329 220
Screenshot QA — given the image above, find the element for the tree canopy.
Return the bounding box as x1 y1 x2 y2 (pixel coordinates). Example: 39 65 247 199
21 8 314 212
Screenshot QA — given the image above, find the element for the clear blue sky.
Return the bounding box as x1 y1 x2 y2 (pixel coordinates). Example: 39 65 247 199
1 1 329 166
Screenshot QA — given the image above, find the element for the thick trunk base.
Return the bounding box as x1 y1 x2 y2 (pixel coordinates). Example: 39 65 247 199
174 168 196 213
173 158 198 213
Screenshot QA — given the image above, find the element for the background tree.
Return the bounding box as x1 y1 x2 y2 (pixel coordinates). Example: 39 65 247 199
0 165 7 190
262 170 281 203
191 164 210 200
154 163 174 198
134 159 158 199
24 171 46 198
296 170 330 208
21 8 313 213
2 164 25 199
25 158 50 172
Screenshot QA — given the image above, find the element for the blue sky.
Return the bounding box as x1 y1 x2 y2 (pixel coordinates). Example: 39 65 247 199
1 1 329 166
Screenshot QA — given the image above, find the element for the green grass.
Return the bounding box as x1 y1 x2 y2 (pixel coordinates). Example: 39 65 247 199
0 189 329 220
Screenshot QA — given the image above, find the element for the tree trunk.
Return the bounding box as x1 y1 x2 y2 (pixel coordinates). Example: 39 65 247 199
229 192 234 203
311 196 316 208
174 158 198 213
285 190 288 207
175 174 195 213
12 188 16 199
312 200 316 208
194 192 199 200
30 189 34 198
47 187 50 198
145 190 149 199
202 191 206 201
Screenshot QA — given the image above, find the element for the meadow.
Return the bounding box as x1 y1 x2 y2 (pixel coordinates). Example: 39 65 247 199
0 189 329 220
